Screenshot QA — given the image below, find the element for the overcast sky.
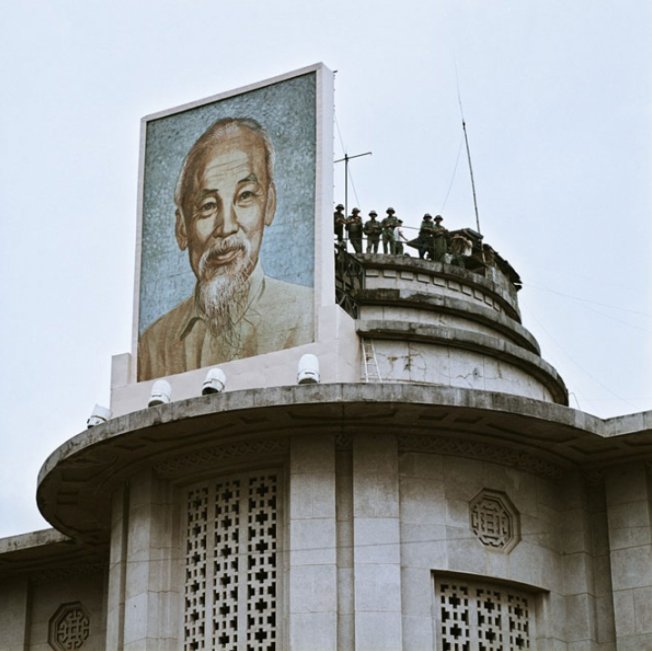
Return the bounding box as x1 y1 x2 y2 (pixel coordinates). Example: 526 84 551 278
1 1 650 538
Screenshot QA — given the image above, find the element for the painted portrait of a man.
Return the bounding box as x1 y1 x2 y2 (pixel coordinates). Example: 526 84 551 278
136 74 318 382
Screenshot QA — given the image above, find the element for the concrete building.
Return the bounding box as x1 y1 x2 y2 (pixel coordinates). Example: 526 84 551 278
2 65 652 650
3 249 652 650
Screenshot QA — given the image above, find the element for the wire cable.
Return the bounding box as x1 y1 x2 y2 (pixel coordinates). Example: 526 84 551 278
347 165 361 208
523 306 641 411
333 111 365 209
522 282 651 318
440 135 464 213
334 112 347 159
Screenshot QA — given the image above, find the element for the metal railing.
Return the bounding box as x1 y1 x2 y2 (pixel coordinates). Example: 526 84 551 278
334 245 365 319
333 229 522 291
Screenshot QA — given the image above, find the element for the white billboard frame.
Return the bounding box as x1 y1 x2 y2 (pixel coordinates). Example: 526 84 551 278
130 63 335 384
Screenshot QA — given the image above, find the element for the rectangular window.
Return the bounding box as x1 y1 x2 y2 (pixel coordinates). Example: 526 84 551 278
434 577 535 651
184 472 279 651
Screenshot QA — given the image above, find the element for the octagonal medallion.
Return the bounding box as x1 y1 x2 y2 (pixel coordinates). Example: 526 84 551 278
48 602 90 651
469 489 520 553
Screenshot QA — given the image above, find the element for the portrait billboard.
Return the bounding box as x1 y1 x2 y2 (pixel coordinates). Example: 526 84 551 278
135 68 322 382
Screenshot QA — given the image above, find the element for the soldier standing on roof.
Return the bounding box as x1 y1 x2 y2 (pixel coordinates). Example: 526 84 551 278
334 203 346 248
418 213 435 260
382 207 399 254
432 215 448 262
346 208 363 254
364 210 382 253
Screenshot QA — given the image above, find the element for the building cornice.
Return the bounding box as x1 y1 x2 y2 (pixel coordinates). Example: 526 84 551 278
36 383 652 547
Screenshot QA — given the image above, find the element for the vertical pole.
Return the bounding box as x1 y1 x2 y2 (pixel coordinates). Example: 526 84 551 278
344 154 349 218
334 151 371 219
462 120 481 235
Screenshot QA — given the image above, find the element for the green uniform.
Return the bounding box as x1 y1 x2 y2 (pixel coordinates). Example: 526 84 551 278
382 215 399 253
433 224 448 261
418 220 435 259
334 210 346 246
364 218 382 253
346 215 363 253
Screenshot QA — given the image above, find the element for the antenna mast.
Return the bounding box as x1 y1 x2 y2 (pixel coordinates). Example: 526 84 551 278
455 60 482 234
334 151 372 217
461 119 481 234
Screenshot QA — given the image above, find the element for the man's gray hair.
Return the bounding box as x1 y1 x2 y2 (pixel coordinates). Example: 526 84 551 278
174 117 276 215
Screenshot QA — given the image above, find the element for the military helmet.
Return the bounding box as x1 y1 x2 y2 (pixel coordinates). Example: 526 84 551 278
434 215 443 221
336 203 344 210
369 210 378 216
352 207 360 214
424 213 432 219
386 207 395 213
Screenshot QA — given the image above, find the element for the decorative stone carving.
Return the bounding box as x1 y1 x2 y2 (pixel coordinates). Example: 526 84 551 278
48 602 90 651
155 437 289 478
435 576 533 651
399 434 563 480
469 489 520 552
184 472 278 651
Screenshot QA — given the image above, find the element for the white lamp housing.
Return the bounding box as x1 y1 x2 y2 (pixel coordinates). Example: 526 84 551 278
87 404 112 428
148 380 172 407
297 354 320 385
202 367 227 395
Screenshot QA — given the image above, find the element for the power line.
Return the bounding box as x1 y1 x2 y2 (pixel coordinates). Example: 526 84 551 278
347 164 361 208
523 306 641 411
440 135 464 213
522 282 652 318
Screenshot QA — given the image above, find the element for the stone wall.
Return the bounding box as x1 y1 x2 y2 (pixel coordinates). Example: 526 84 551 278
0 572 106 651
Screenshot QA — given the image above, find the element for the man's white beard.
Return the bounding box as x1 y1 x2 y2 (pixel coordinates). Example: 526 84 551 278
197 234 254 331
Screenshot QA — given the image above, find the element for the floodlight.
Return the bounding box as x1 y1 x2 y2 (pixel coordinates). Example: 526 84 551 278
202 368 227 395
148 380 172 407
87 404 112 428
297 354 320 385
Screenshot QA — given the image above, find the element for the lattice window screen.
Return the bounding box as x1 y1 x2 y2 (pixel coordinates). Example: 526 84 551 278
435 577 535 651
185 486 209 648
184 473 278 651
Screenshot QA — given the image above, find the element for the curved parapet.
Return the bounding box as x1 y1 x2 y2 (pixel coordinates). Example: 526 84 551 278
350 255 568 404
37 382 626 546
362 254 521 320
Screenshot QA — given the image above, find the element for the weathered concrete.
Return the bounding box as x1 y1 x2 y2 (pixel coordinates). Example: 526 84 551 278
357 319 567 404
5 239 652 650
356 288 540 353
34 382 652 550
361 254 521 320
0 529 103 580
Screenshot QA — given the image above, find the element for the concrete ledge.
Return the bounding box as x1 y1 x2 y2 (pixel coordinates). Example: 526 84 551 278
0 528 104 579
356 319 567 405
0 528 69 555
35 383 652 547
355 288 540 354
358 254 521 320
603 410 652 438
